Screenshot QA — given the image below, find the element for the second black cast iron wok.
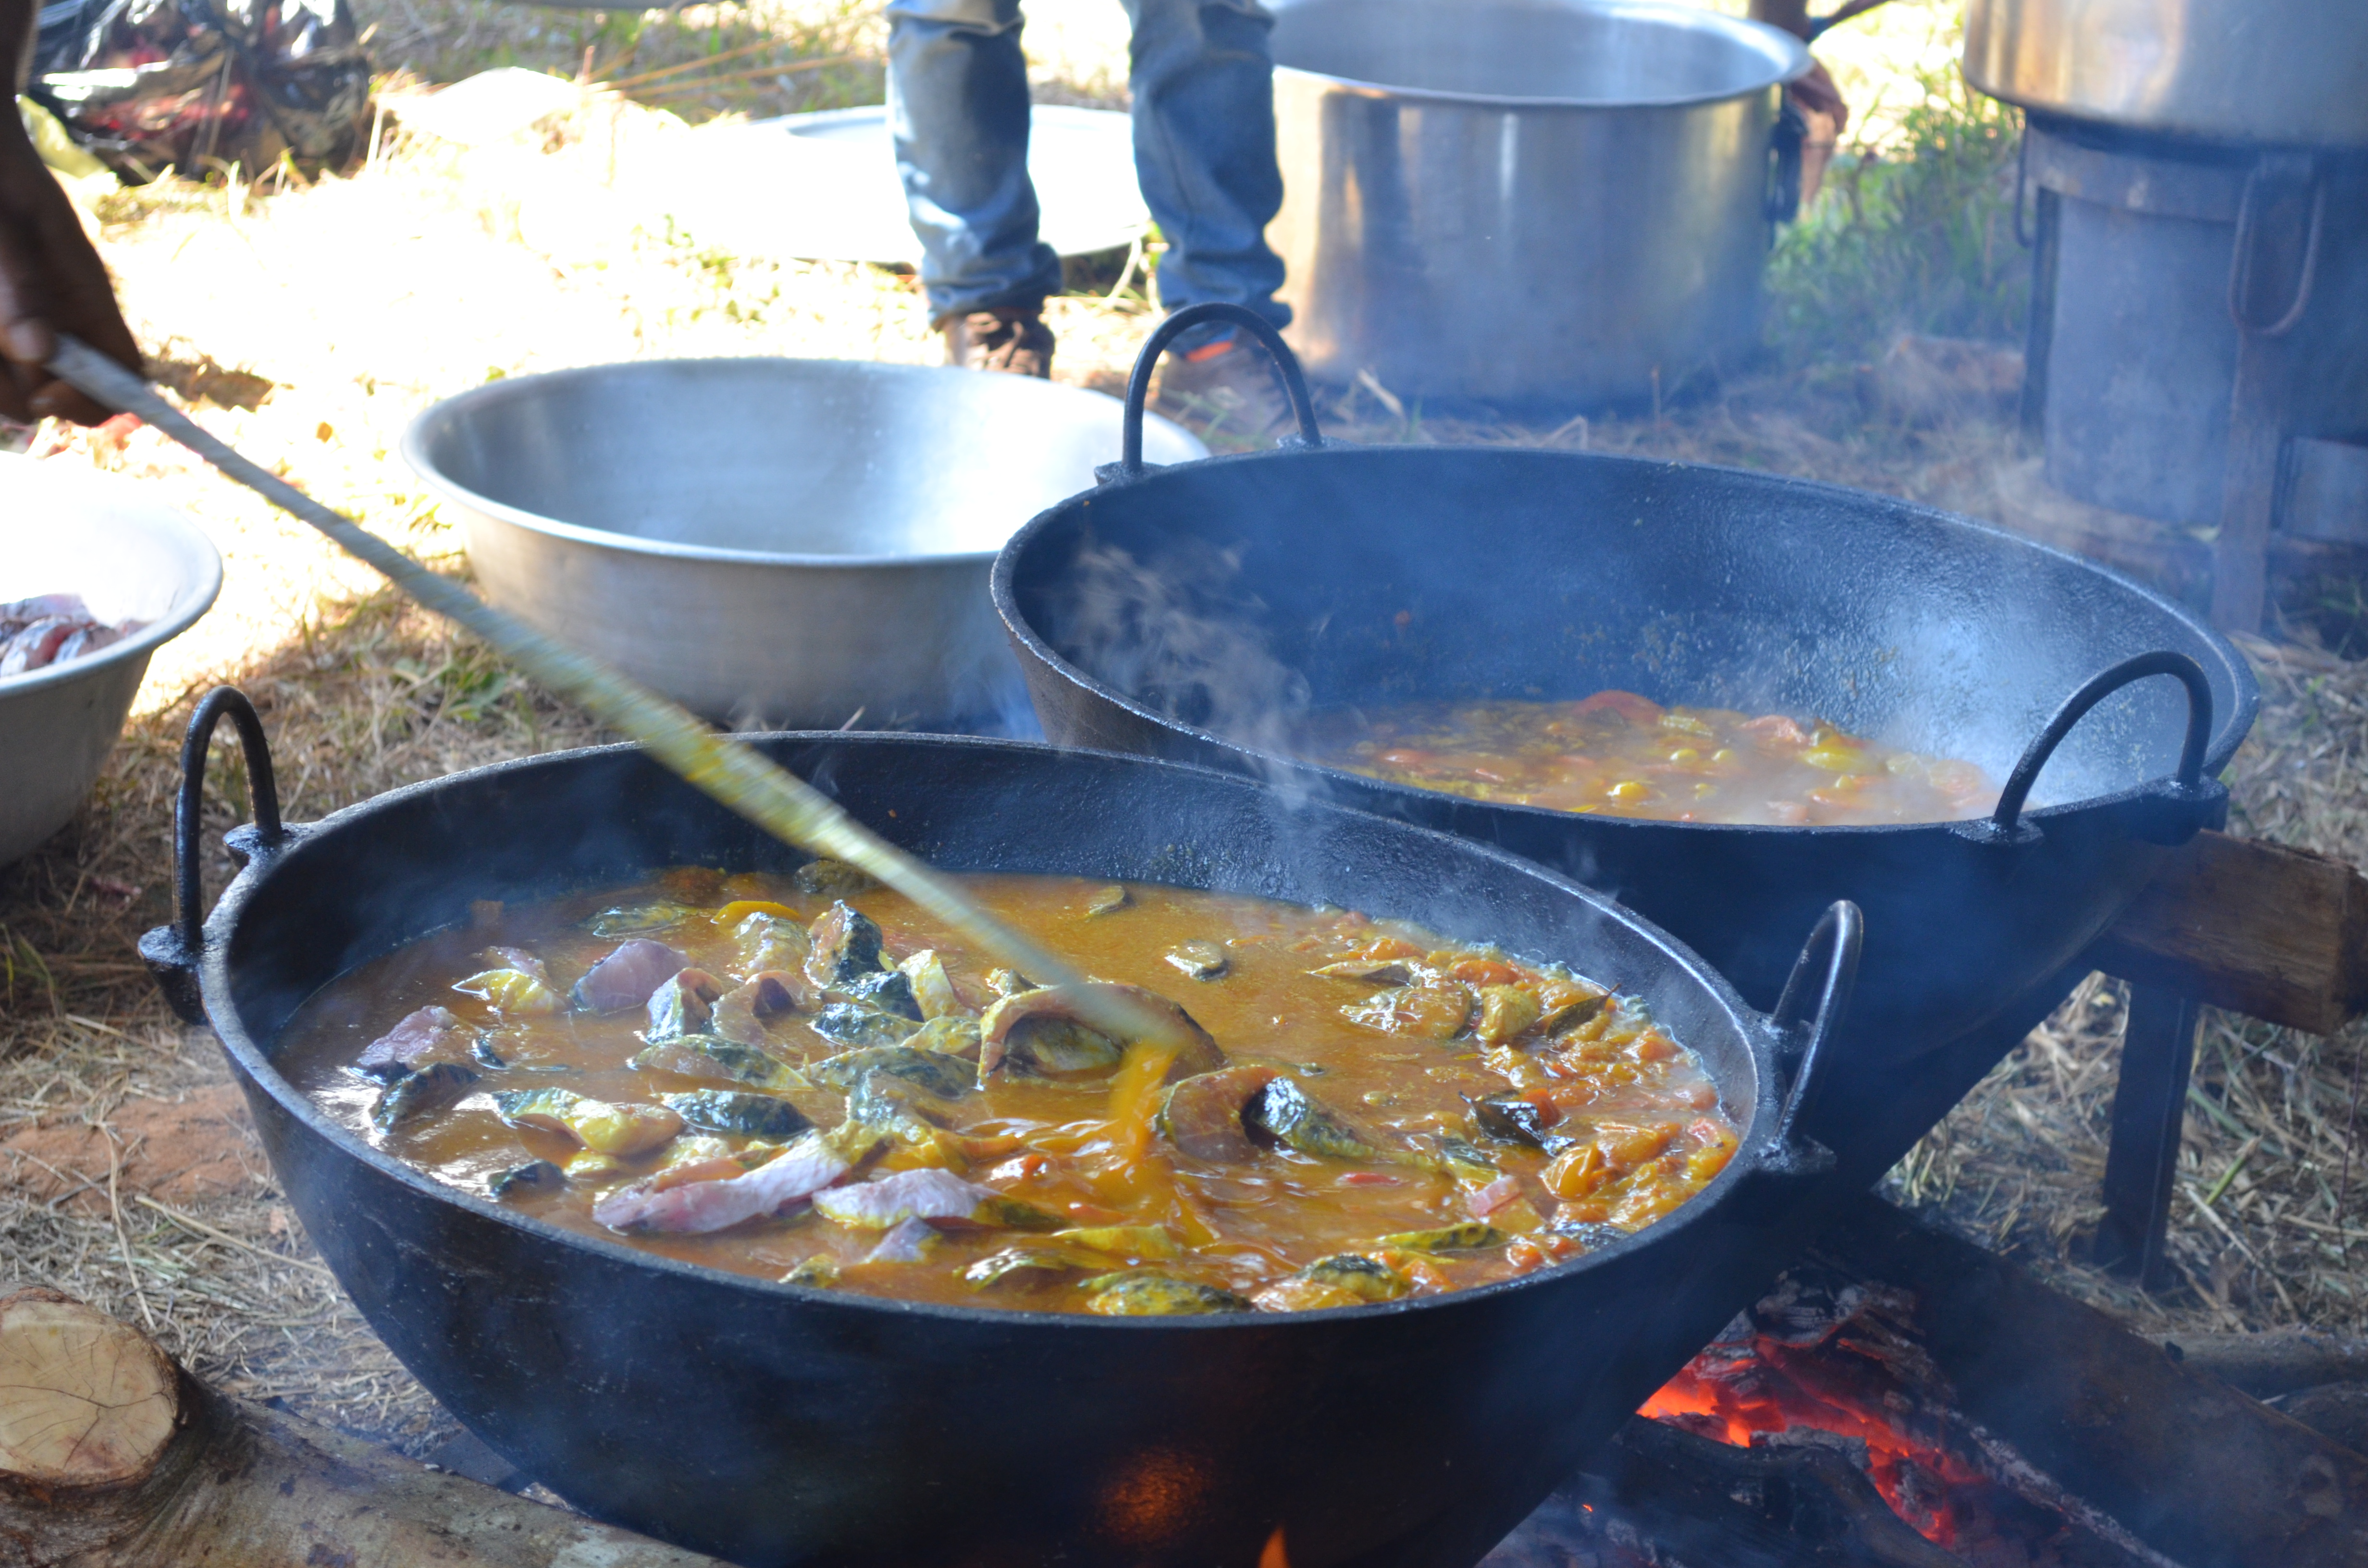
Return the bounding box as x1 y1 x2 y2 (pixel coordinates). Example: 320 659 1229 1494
993 305 2257 1059
149 691 1859 1568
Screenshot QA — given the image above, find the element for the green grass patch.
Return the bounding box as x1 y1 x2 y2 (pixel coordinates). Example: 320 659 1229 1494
1766 70 2027 365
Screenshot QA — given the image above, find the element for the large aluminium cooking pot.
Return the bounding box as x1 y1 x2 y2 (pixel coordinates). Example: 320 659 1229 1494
1266 0 1810 406
992 308 2258 1063
1964 0 2368 150
145 687 1859 1568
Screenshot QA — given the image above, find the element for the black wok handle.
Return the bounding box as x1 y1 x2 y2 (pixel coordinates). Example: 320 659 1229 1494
1975 651 2218 848
1762 899 1860 1177
139 686 288 1024
1112 302 1323 479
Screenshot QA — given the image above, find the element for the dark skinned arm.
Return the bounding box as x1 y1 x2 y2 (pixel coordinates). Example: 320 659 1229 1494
1747 0 1857 133
2 0 140 424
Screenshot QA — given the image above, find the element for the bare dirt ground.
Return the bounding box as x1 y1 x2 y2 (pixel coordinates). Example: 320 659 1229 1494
3 0 2363 1466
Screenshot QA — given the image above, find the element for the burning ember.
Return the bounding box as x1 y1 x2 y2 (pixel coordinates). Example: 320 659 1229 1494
1628 1270 2148 1566
1641 1275 1989 1544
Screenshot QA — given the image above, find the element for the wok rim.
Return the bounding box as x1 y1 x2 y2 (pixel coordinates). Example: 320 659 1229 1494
398 357 1207 571
199 732 1800 1334
989 442 2261 839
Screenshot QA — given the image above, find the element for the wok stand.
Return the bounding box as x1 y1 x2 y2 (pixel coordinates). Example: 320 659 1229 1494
1812 824 2368 1293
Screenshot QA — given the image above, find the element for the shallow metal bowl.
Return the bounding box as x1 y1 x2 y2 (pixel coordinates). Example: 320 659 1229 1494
0 455 221 867
402 358 1206 730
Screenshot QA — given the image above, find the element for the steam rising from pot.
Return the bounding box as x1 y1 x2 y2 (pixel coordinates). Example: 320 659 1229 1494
1046 539 1313 771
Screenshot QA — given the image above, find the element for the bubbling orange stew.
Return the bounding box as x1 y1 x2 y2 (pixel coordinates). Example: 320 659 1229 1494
283 864 1740 1315
1299 692 1995 826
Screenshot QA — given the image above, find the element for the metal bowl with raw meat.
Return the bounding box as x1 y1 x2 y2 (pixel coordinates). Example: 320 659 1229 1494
0 455 222 867
402 358 1206 732
143 690 1862 1568
992 308 2257 1063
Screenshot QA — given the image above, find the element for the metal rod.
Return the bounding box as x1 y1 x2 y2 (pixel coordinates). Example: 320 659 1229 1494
47 336 1180 1049
601 37 837 90
631 55 861 98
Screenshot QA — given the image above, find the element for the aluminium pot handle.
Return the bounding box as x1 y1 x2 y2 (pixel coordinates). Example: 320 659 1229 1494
1111 302 1323 479
1762 899 1859 1176
1766 102 1806 225
2227 153 2324 339
1965 650 2220 849
139 686 287 1024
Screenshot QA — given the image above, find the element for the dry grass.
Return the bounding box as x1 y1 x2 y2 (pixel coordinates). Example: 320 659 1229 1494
1 0 2363 1461
0 573 616 1451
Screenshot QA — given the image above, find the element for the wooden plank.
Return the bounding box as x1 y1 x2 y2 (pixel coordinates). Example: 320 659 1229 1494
2090 829 2368 1035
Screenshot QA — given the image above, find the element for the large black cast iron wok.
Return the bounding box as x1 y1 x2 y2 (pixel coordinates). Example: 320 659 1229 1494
993 305 2257 1061
149 688 1859 1568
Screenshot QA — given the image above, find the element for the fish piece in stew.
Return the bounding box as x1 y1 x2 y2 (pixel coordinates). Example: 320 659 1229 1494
572 940 690 1014
592 1135 849 1235
806 902 886 988
354 1005 471 1080
976 983 1226 1083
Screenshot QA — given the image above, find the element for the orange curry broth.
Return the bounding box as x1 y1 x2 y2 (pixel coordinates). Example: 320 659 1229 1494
1299 691 1995 827
281 867 1739 1315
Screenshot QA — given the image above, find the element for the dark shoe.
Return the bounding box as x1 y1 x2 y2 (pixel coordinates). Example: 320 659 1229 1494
1154 330 1292 439
942 308 1055 378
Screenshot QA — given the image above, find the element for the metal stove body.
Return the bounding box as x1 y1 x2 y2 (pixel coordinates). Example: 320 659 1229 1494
1966 0 2368 630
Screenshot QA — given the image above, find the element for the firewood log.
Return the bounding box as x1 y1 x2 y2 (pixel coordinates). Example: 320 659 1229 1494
0 1286 727 1568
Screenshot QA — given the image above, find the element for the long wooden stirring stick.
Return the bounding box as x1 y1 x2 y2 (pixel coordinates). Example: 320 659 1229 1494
47 337 1179 1050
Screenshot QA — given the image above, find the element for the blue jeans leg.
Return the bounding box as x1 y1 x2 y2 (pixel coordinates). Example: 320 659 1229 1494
1123 0 1291 336
887 0 1065 321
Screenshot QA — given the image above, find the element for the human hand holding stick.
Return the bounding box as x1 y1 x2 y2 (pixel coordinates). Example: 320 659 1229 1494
1 0 140 425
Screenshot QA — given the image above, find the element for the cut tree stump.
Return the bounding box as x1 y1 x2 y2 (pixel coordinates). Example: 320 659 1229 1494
0 1286 726 1568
